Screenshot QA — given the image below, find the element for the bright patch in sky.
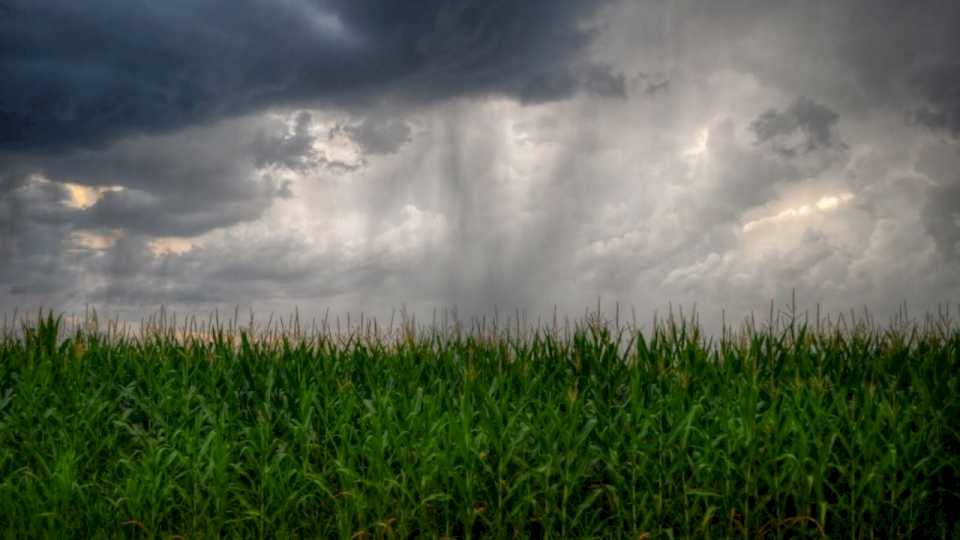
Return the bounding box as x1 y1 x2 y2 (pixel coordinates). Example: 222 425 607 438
63 183 124 209
70 230 122 251
149 237 195 256
815 193 853 211
742 192 854 233
684 128 710 157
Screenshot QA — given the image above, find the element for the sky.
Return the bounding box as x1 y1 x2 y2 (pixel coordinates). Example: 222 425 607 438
2 0 959 330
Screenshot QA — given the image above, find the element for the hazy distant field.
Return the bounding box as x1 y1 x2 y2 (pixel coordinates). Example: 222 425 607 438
0 311 957 538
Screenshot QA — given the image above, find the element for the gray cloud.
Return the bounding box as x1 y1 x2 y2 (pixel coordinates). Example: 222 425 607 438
751 97 845 157
601 1 960 136
4 0 960 327
1 114 287 237
923 182 960 260
0 0 619 152
516 63 626 104
0 177 87 302
644 80 670 97
82 187 274 237
252 111 415 174
338 117 413 156
916 141 960 260
252 112 318 172
0 114 289 305
910 63 960 136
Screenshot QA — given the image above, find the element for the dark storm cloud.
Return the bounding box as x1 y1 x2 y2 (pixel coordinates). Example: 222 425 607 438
515 64 626 105
253 111 377 175
915 142 960 260
0 177 68 261
910 63 960 136
751 97 844 157
0 0 618 152
252 111 412 174
0 171 28 195
83 229 405 306
923 182 960 260
338 117 412 156
2 114 292 238
251 112 318 172
644 80 670 97
0 177 86 300
0 112 295 307
81 187 274 237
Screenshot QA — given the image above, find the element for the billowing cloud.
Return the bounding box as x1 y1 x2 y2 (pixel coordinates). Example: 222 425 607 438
2 0 960 329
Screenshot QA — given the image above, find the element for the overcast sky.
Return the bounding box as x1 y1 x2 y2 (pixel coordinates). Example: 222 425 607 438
2 0 959 329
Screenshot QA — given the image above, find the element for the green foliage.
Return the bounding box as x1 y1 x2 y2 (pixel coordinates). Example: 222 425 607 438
0 311 958 538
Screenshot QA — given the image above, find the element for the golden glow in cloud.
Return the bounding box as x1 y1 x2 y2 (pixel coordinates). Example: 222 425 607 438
742 192 854 233
70 230 122 251
148 237 195 256
684 127 710 157
63 183 124 209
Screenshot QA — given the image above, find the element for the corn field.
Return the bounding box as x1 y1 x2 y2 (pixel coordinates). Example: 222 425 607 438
0 308 958 538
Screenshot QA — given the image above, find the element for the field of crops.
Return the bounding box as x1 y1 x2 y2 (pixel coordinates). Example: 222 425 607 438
0 310 958 538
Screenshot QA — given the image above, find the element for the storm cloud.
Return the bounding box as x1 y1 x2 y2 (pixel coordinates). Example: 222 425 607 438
2 0 959 329
0 0 620 152
751 97 845 157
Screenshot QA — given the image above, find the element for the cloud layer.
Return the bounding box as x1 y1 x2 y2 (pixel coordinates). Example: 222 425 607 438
0 0 620 151
2 0 959 329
